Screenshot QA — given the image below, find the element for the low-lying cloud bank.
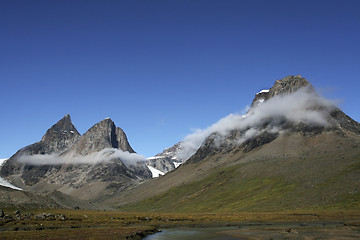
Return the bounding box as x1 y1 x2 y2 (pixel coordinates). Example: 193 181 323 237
17 148 146 167
176 86 337 161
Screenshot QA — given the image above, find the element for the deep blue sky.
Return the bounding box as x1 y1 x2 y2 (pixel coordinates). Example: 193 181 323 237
1 0 359 158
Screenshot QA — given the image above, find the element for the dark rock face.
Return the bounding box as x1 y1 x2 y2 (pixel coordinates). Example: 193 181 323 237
188 135 219 163
64 118 135 156
329 109 360 134
40 114 81 153
116 127 135 153
241 132 279 153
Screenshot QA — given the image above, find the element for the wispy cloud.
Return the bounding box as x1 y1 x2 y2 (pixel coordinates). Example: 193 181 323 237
16 148 146 167
176 86 337 161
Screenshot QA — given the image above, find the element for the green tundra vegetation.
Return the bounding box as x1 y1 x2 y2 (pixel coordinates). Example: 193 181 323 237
1 207 360 240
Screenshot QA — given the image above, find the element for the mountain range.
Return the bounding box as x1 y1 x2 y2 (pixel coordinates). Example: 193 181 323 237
1 75 359 212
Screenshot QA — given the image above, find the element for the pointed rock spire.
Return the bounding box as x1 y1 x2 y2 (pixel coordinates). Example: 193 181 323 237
66 118 135 156
41 114 80 142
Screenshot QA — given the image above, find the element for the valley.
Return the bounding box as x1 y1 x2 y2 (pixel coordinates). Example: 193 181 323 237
0 75 359 239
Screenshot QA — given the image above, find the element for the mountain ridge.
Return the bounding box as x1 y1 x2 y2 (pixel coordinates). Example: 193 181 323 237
101 75 360 212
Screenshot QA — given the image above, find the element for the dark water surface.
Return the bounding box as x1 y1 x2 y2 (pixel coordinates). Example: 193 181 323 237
143 221 360 240
143 227 240 240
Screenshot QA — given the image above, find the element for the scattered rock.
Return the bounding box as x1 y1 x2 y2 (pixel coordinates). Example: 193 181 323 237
58 214 66 221
285 228 298 234
34 212 59 220
3 215 13 221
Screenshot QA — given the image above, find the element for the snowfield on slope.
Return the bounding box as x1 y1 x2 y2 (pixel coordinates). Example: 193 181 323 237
147 165 164 178
0 159 23 190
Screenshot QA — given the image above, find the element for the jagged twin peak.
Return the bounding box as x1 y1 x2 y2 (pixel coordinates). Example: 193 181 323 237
0 114 148 189
65 117 135 157
4 115 136 163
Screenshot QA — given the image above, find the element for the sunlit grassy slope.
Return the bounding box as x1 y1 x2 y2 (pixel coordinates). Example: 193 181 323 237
116 132 360 213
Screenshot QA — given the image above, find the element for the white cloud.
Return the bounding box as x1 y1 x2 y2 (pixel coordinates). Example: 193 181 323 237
16 148 146 167
176 86 337 161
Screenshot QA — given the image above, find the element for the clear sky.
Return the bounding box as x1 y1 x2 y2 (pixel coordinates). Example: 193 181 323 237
1 0 359 159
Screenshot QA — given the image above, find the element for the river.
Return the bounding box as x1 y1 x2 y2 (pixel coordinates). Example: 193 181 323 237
143 227 241 240
143 221 360 240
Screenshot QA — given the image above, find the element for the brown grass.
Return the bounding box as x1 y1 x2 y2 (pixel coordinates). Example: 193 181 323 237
1 208 360 239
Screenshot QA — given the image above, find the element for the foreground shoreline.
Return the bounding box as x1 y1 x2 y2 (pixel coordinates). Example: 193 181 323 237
0 208 359 239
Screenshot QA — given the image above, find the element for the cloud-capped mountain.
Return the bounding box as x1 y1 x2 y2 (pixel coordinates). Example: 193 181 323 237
186 75 359 163
102 75 360 212
0 115 151 201
146 75 360 176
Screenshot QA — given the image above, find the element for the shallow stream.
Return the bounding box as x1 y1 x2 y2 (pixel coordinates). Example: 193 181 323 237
143 221 360 240
143 226 240 240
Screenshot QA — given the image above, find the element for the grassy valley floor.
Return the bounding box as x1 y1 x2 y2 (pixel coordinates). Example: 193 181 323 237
0 208 360 239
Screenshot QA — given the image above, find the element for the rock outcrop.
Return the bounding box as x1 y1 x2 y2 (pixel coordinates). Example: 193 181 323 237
64 118 134 156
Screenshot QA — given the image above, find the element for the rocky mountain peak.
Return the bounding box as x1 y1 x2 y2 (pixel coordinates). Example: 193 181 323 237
32 114 82 154
269 75 312 96
65 118 134 156
41 114 80 143
251 75 313 107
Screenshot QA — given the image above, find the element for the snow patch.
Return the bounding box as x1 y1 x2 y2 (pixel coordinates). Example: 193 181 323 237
0 159 8 166
146 156 165 160
173 162 182 168
147 165 164 178
0 177 23 191
0 158 23 190
257 89 269 94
